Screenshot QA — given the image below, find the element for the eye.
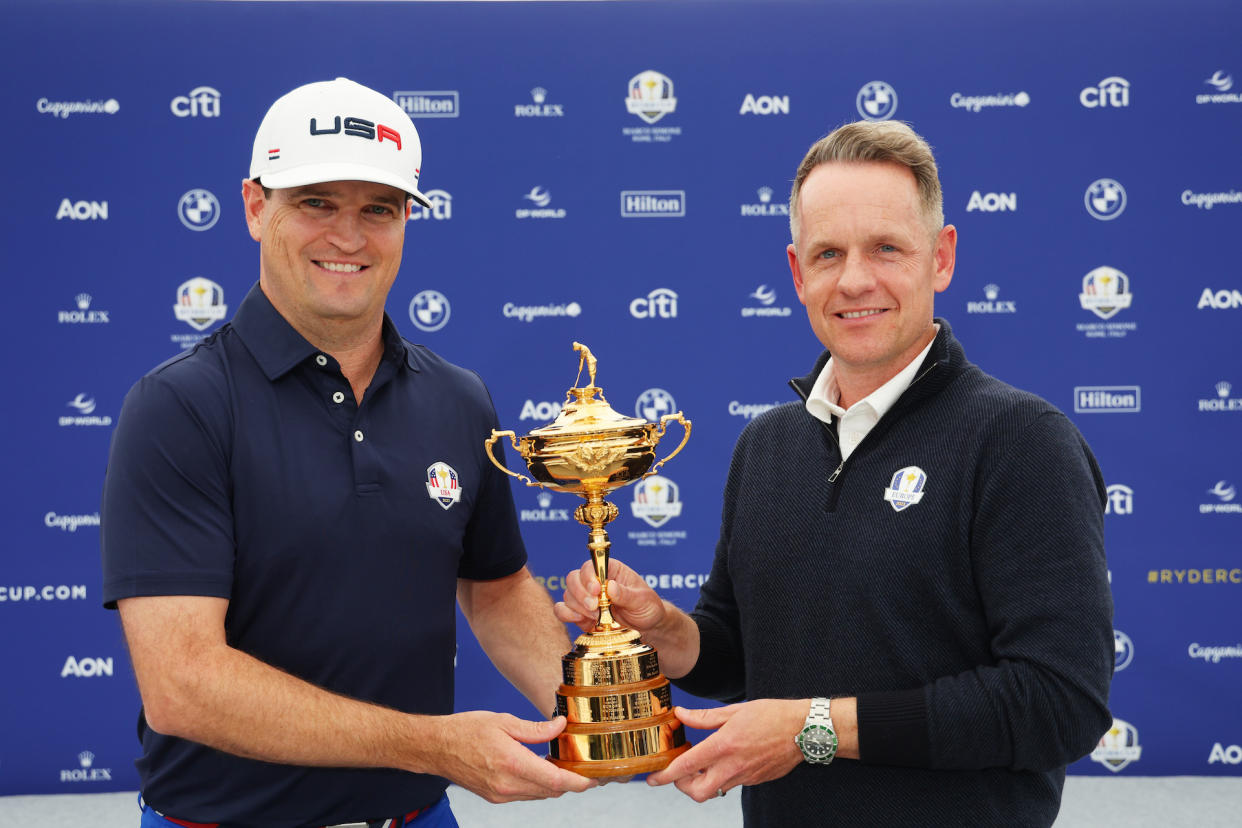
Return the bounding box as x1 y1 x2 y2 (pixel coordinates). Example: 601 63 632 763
301 197 330 210
879 244 898 253
818 249 839 260
365 204 396 218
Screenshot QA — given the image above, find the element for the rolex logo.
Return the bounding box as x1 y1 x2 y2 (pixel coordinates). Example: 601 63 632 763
531 87 547 104
75 293 92 310
984 284 999 300
758 187 773 203
78 751 94 768
1217 381 1232 398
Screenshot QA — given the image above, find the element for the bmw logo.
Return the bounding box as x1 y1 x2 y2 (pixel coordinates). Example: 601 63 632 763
856 81 898 121
1084 178 1127 221
177 189 221 231
409 289 451 332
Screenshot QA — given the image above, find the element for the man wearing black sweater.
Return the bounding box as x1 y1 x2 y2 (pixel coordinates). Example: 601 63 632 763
556 121 1114 826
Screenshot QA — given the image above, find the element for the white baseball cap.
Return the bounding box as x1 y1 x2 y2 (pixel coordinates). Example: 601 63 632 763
249 77 431 208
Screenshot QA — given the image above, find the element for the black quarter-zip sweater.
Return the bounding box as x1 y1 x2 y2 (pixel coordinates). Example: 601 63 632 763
674 319 1114 827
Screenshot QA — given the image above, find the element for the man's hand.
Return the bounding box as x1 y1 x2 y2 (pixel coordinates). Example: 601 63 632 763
646 700 808 802
554 559 667 634
428 712 595 802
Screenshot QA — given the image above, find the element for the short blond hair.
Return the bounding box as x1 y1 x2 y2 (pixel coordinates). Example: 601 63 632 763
789 120 943 244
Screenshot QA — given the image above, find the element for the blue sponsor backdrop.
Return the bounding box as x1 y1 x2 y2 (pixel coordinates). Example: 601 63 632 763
4 0 1241 794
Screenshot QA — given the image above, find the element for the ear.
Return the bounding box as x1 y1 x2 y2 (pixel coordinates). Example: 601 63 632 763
405 198 413 221
788 243 807 305
241 179 267 242
932 225 957 293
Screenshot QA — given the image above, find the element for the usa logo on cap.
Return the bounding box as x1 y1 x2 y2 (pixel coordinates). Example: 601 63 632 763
882 466 927 512
426 462 462 510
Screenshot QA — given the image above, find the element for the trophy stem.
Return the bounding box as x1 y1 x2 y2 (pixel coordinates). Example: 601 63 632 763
576 489 621 632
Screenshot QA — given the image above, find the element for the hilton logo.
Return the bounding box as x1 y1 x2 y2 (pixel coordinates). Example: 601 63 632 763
1074 386 1141 413
621 190 685 217
393 91 459 118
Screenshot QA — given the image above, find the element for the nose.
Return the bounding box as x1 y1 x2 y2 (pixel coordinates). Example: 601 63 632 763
836 253 877 296
323 211 366 254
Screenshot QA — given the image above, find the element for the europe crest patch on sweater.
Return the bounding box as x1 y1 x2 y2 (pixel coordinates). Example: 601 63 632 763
883 466 927 512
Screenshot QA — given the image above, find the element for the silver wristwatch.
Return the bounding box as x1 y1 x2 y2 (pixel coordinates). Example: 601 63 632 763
795 697 838 765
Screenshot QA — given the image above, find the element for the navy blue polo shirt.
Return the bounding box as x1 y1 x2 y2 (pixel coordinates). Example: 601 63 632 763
101 283 526 827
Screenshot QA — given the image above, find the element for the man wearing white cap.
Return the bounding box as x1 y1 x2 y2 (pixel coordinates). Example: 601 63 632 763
102 78 592 828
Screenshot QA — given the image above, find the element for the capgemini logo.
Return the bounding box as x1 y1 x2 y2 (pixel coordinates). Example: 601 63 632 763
1217 381 1232 398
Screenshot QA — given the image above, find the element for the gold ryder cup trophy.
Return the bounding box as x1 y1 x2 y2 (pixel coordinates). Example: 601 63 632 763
485 343 692 777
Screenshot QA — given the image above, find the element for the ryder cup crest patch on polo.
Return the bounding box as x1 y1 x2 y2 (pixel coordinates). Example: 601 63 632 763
426 462 462 509
882 466 927 512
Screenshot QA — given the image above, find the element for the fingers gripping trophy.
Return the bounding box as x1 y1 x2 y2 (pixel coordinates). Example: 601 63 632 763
486 343 692 777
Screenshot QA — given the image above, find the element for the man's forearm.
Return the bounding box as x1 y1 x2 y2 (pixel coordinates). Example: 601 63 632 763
458 567 570 715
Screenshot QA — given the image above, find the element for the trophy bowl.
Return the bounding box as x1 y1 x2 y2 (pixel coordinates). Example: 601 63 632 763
485 343 692 777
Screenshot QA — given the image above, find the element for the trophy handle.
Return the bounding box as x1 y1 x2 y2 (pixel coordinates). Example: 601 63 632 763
485 430 541 488
646 412 692 477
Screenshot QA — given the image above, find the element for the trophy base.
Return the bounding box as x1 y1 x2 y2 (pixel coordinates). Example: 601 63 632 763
547 626 689 778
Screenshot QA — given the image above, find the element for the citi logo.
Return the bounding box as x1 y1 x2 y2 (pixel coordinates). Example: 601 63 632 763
1080 76 1131 108
739 94 789 115
394 91 459 118
309 116 402 148
1074 386 1141 414
56 199 107 220
59 293 109 324
630 288 679 319
61 656 113 678
1106 484 1134 515
1209 743 1242 764
621 190 685 217
966 191 1016 212
170 86 220 118
519 400 563 421
1197 288 1242 309
410 189 452 221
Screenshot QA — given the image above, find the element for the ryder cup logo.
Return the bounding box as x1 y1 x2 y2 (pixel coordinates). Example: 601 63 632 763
178 189 220 231
1085 179 1127 220
425 462 461 510
174 278 227 330
857 81 898 121
882 466 927 512
626 71 677 124
631 474 683 528
409 290 451 332
1091 719 1143 772
1080 266 1133 319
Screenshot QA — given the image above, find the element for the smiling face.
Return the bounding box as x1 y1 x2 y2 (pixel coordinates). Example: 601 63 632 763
788 160 956 404
243 179 409 342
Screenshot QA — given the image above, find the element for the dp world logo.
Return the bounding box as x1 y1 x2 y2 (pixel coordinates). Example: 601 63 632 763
409 290 451 332
636 388 677 421
178 189 220 231
856 81 898 121
1085 178 1127 220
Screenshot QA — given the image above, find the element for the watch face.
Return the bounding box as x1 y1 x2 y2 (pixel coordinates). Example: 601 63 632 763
799 725 838 760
